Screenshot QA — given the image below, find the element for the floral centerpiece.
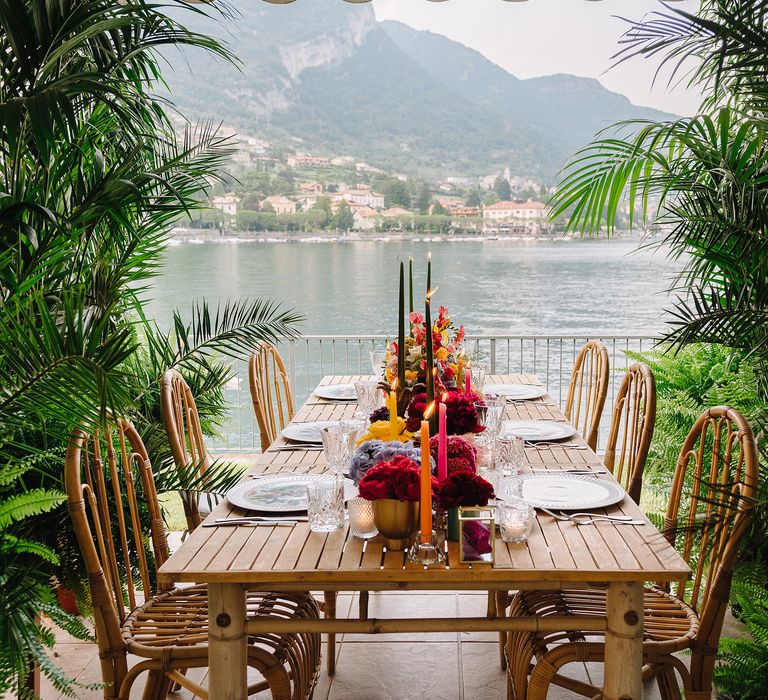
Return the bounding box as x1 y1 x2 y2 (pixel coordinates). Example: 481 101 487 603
428 435 477 476
405 391 484 435
387 307 467 393
358 456 438 550
435 471 495 542
435 471 495 510
349 440 434 485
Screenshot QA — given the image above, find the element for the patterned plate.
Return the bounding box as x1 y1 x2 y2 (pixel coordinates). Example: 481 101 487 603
500 420 576 442
314 384 357 401
519 473 626 510
226 474 357 513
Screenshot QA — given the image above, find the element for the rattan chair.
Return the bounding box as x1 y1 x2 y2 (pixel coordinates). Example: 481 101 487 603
160 369 215 530
504 405 759 700
164 366 341 676
248 342 295 452
564 340 610 450
603 362 656 504
64 419 321 700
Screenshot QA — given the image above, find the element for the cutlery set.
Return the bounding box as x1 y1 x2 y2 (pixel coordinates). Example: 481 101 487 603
538 506 643 526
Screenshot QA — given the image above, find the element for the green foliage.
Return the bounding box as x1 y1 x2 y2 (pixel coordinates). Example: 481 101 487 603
627 344 767 560
431 200 450 216
493 176 511 201
714 563 768 700
333 201 354 231
381 178 412 209
465 190 482 208
0 0 301 695
415 183 432 214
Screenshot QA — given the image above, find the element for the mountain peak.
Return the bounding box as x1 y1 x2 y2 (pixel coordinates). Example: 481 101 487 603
163 0 671 179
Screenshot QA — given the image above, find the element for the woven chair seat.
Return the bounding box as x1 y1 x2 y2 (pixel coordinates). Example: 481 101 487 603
506 586 700 699
122 585 321 699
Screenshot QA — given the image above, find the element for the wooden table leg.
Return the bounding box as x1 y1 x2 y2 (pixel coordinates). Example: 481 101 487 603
604 581 643 700
208 583 247 700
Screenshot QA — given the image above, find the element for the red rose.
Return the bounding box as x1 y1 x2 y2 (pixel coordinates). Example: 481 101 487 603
435 471 495 510
358 457 428 502
429 435 478 478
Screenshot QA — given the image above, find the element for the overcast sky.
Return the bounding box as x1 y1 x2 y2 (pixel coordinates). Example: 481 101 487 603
373 0 702 116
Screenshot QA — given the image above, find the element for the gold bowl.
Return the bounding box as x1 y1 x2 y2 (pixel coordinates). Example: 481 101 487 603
371 499 420 550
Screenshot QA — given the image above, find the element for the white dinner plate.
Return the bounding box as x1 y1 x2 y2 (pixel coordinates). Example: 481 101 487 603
519 473 626 510
488 384 546 401
226 474 357 513
314 384 357 401
281 421 337 444
500 420 576 442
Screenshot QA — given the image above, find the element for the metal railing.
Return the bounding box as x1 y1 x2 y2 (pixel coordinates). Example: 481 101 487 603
210 334 658 452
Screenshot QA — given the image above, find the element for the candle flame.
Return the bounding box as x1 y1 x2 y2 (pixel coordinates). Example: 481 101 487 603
426 286 439 301
428 251 432 261
424 402 436 420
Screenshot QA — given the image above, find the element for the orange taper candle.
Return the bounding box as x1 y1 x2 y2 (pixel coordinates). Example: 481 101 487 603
420 402 435 544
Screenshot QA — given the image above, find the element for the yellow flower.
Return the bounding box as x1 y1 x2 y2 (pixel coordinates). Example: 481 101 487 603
436 347 448 361
356 419 413 446
405 369 417 382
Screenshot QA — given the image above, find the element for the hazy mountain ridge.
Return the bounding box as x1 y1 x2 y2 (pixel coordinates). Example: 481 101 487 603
163 0 672 179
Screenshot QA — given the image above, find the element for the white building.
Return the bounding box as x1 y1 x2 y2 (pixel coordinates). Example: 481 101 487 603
337 185 385 210
211 193 238 217
482 200 550 234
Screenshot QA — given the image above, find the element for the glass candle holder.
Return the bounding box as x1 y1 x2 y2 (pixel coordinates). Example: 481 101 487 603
458 506 496 564
497 501 534 544
347 497 378 539
470 364 487 393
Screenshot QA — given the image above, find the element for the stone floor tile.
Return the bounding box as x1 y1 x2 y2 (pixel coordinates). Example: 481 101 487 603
461 642 507 700
327 642 461 700
344 593 458 642
457 593 499 642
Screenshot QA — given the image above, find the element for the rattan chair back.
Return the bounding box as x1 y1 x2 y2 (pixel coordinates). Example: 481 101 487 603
160 369 210 529
64 420 168 693
663 406 759 616
564 340 609 450
603 363 656 503
249 342 295 452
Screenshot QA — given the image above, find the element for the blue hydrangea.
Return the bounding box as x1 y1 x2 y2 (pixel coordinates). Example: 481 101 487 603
348 440 436 484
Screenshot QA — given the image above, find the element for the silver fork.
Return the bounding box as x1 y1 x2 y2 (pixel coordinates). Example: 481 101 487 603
525 441 587 449
539 507 642 525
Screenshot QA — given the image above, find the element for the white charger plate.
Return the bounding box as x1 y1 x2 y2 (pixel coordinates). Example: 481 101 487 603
519 473 625 510
314 384 357 401
226 474 357 513
281 421 337 444
488 384 546 401
500 420 576 442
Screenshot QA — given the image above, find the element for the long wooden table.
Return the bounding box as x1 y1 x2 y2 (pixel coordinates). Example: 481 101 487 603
158 375 690 699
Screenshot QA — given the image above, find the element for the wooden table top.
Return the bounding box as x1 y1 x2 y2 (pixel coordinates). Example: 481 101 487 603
158 375 690 589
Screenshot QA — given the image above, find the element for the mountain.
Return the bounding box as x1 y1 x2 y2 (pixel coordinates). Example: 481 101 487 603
162 0 672 179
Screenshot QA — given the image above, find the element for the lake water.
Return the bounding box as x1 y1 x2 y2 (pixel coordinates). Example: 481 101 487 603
145 237 682 449
145 238 680 336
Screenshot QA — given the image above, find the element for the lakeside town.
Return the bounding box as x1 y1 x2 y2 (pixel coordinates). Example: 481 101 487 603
179 135 567 238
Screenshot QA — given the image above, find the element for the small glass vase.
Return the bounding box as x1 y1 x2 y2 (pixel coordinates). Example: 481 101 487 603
371 498 420 550
446 507 460 541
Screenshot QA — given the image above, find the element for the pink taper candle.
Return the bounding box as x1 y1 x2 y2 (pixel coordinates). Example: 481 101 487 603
420 403 435 544
465 367 471 395
438 399 448 482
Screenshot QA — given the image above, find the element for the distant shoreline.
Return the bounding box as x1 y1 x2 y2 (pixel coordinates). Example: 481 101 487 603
168 228 650 245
